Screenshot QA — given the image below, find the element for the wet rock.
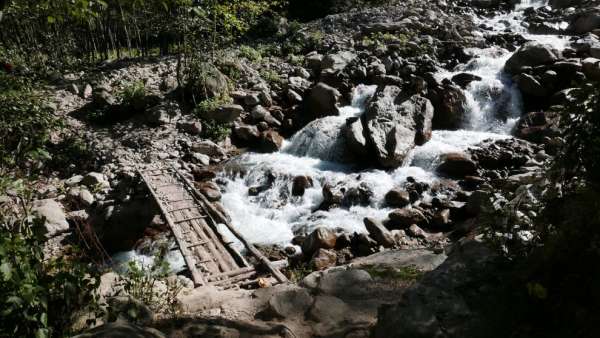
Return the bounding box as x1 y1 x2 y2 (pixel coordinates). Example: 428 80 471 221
515 111 560 143
304 82 341 121
364 217 396 248
302 227 337 256
258 130 284 153
516 73 547 97
364 86 434 168
201 104 243 123
388 208 428 229
429 82 468 130
432 209 452 230
292 175 314 196
568 7 600 35
287 89 303 103
504 42 560 75
32 199 69 238
582 57 600 81
197 182 221 202
385 188 411 208
437 153 478 178
322 183 344 208
192 168 217 181
343 117 369 158
342 183 373 207
251 105 281 126
451 72 482 89
311 248 338 270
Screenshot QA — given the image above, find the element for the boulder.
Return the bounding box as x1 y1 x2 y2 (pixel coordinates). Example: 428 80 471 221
251 105 281 126
72 322 165 338
146 102 180 126
321 51 357 72
292 175 314 196
200 104 243 123
429 82 468 130
267 288 313 318
303 82 341 121
516 73 548 97
32 199 70 238
68 187 95 207
385 188 411 208
515 111 560 143
568 7 600 35
451 73 482 89
364 86 434 168
388 208 428 229
343 117 369 158
187 62 229 100
233 123 260 143
306 52 324 71
364 217 396 248
582 57 600 81
197 181 221 201
258 130 284 153
302 227 337 256
311 248 337 270
504 42 560 75
437 153 478 178
407 224 428 239
192 140 227 158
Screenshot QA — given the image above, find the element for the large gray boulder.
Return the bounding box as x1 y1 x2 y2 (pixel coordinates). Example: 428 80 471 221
321 51 357 72
429 82 468 130
199 104 243 123
32 199 70 238
504 42 561 75
364 86 434 168
582 57 600 81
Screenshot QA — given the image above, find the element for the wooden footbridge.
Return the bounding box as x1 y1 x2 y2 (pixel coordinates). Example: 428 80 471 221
138 163 287 289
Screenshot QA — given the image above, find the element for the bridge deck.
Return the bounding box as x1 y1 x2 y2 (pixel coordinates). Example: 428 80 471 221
138 163 287 288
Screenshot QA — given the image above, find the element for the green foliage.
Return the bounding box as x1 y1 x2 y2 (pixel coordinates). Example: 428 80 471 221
117 246 182 316
119 81 147 111
0 73 61 173
193 96 230 118
260 68 283 86
286 262 312 283
238 45 263 62
0 181 102 338
46 135 96 178
201 119 232 142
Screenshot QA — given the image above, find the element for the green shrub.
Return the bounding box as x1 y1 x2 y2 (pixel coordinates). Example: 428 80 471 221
0 73 61 173
239 45 263 62
201 119 232 142
0 180 102 337
260 68 283 86
119 81 147 111
46 135 96 177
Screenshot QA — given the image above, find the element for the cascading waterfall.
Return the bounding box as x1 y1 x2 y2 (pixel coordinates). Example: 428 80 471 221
113 0 573 269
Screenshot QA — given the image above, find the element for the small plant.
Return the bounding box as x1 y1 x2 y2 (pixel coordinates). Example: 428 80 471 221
117 246 183 316
239 45 263 62
260 68 282 86
286 262 313 283
119 81 147 110
194 96 231 118
201 119 232 142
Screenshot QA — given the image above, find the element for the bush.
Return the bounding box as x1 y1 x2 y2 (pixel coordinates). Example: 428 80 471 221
119 81 147 111
0 73 61 173
0 180 102 337
201 119 232 142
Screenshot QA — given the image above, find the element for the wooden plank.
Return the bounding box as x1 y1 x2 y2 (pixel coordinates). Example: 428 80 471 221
170 164 288 284
138 170 206 287
169 206 201 213
174 216 206 224
207 266 255 282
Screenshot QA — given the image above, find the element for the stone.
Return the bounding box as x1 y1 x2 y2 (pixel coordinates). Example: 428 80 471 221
72 322 166 338
82 84 93 99
292 175 314 196
68 187 95 207
321 51 357 72
304 82 341 121
192 140 227 158
191 153 211 166
364 86 434 168
385 188 411 208
516 73 547 97
432 209 452 230
32 199 70 238
429 82 468 130
466 190 491 216
258 130 284 153
302 227 337 256
233 123 260 142
311 248 337 270
251 105 281 126
437 152 478 178
451 72 482 89
192 168 217 181
388 208 428 229
568 7 600 35
364 217 396 248
515 111 560 143
93 89 115 107
65 175 84 186
343 117 369 158
201 104 243 123
197 182 221 201
146 102 180 126
267 288 313 318
582 57 600 81
244 92 261 106
176 120 202 135
287 89 303 103
82 172 110 189
187 62 229 100
309 295 353 324
306 52 324 71
316 269 373 298
504 42 560 75
407 224 428 239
